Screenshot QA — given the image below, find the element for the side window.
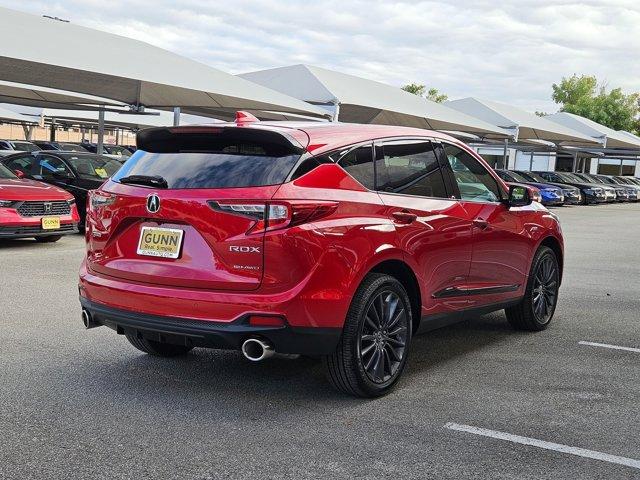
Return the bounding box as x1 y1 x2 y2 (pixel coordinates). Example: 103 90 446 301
337 145 375 190
4 155 36 175
376 140 447 198
443 144 502 202
37 156 73 178
289 156 332 180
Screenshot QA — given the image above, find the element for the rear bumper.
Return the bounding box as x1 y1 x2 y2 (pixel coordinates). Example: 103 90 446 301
79 297 341 355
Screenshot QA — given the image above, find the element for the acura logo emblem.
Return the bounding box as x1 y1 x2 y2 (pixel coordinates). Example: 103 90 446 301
146 194 160 213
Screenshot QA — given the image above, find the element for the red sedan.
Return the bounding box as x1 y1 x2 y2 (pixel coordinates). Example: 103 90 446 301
79 117 563 397
0 163 79 242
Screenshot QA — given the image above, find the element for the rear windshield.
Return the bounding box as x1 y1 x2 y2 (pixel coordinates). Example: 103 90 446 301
112 149 300 189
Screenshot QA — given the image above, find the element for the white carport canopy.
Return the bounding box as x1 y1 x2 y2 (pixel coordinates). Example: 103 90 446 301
0 80 126 111
546 112 640 149
0 104 36 124
0 8 330 121
618 130 640 144
21 107 220 130
445 97 600 145
240 64 510 138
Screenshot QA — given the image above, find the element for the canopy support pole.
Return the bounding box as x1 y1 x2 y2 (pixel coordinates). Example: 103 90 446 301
50 120 56 142
529 151 534 170
571 152 578 172
501 139 508 169
332 102 340 122
619 159 624 175
97 108 105 155
22 124 33 141
173 107 181 126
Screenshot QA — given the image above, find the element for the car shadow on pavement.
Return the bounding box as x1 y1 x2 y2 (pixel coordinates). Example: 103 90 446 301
0 239 43 249
404 311 517 379
74 312 517 411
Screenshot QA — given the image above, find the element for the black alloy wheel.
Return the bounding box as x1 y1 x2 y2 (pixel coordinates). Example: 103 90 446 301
505 246 560 331
531 254 558 325
359 290 409 384
323 273 413 397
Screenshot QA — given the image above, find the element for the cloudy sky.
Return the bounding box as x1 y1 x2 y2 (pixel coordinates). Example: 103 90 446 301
2 1 639 113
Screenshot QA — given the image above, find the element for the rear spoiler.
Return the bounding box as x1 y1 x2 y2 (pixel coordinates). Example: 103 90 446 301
137 126 306 155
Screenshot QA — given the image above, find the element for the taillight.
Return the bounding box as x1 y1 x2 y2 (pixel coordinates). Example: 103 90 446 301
209 201 337 234
88 190 116 212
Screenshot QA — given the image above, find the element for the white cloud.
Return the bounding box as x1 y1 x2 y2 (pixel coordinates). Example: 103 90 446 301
1 0 638 113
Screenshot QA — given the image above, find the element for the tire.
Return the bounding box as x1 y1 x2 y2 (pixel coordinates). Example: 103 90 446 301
125 332 193 357
323 273 413 398
34 235 62 243
505 246 560 331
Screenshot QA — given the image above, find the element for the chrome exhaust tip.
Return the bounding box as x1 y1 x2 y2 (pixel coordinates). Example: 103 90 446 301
241 338 275 362
81 309 99 329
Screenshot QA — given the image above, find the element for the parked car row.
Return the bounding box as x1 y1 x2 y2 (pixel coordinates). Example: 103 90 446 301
494 169 640 205
0 139 135 160
0 161 80 242
0 151 122 236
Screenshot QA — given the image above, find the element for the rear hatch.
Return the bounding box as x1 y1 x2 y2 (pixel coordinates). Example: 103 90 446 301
86 126 307 291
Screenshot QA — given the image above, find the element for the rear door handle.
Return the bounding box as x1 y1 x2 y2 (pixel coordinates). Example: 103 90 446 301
392 211 418 224
473 218 489 229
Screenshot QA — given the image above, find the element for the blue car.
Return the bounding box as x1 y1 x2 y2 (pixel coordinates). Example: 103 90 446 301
495 170 565 206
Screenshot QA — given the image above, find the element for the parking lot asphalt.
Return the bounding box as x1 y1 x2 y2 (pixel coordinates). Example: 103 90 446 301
1 203 639 480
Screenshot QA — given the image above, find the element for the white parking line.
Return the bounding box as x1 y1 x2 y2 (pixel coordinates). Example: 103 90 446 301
578 341 640 353
444 423 640 470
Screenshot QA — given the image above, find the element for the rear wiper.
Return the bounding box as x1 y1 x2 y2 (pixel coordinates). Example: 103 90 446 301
119 175 168 189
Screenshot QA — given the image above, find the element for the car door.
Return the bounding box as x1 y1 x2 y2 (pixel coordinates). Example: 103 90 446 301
374 138 475 319
32 153 86 203
437 142 529 309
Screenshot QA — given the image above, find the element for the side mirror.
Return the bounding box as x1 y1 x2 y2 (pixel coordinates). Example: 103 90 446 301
13 169 25 178
508 184 532 207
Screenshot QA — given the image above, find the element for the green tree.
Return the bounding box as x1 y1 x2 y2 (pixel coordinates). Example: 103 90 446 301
426 87 448 103
401 83 448 103
401 83 426 96
551 75 639 133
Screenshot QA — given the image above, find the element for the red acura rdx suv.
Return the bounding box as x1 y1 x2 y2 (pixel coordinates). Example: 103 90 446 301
0 163 79 241
79 116 563 397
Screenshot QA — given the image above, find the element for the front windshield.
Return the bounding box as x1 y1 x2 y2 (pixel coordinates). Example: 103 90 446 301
571 173 591 182
507 171 530 183
14 142 41 152
60 143 89 152
0 163 17 179
629 177 640 186
523 172 546 182
597 176 615 184
63 155 122 179
559 172 582 182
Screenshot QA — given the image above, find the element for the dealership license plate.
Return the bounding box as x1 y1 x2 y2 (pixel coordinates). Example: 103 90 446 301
137 226 184 259
41 217 60 230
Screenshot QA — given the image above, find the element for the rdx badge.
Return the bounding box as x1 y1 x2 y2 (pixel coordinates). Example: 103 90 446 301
229 246 261 253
